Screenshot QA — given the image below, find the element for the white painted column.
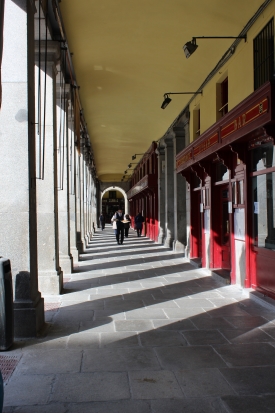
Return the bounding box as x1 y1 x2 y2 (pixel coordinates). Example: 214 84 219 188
173 125 187 253
0 0 44 337
164 136 175 248
156 143 166 244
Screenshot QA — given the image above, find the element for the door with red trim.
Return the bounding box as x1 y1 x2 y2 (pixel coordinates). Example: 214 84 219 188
191 190 202 259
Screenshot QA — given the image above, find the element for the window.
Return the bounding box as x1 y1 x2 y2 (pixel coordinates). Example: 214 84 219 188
251 142 275 250
109 191 116 199
254 18 274 90
253 172 275 250
217 77 228 119
216 161 229 182
193 108 200 140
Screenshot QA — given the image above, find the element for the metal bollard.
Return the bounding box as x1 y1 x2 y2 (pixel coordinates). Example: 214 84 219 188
0 257 14 351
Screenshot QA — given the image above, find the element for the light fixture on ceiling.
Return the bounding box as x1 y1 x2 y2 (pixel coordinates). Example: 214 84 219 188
183 35 247 58
161 92 202 109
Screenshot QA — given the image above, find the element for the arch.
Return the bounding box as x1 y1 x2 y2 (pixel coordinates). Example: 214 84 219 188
100 186 129 215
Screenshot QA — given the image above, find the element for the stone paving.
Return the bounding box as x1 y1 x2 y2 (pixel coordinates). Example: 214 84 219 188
3 225 275 412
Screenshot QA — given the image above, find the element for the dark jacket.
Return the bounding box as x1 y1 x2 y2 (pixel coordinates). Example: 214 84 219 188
135 214 144 229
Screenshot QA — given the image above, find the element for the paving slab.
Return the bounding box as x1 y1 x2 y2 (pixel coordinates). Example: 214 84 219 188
67 332 100 349
51 372 130 402
100 332 140 348
9 404 67 413
4 375 54 406
81 348 161 372
155 346 227 370
139 330 188 347
220 328 275 344
151 398 228 413
129 370 184 399
182 329 229 345
15 349 82 374
220 366 275 395
115 320 154 331
221 395 275 413
213 343 275 367
175 368 235 398
66 400 151 413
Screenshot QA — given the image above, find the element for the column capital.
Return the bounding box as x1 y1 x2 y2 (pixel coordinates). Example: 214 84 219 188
155 144 165 156
164 135 174 148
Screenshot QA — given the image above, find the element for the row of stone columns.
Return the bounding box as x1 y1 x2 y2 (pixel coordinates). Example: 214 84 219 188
156 121 188 254
0 0 97 338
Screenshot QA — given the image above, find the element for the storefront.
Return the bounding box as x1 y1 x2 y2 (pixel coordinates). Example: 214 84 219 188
176 81 275 297
127 143 158 241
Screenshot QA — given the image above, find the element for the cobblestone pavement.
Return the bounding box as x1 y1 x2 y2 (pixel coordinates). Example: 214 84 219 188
3 225 275 412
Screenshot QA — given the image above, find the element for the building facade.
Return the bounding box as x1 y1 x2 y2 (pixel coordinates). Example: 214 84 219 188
176 3 275 297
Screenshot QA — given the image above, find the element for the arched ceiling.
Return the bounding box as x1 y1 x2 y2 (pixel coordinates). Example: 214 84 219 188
60 0 264 181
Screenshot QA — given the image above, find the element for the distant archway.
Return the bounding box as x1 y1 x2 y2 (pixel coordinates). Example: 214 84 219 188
100 186 129 220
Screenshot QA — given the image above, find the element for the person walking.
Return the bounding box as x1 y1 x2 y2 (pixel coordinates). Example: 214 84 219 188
99 213 105 230
123 214 131 237
111 209 124 244
135 212 144 237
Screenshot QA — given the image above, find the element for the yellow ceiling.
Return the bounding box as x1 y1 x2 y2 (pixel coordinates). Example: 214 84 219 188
60 0 264 181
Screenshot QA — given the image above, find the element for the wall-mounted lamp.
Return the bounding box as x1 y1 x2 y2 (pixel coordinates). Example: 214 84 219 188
183 35 247 58
132 153 144 160
161 91 202 109
128 163 139 168
124 170 127 174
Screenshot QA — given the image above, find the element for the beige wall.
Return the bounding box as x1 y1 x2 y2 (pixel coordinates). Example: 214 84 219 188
189 2 275 142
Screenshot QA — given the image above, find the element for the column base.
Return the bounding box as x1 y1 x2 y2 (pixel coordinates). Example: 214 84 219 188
38 269 63 295
164 236 174 248
157 230 165 244
14 295 45 339
70 247 79 267
173 240 185 254
60 255 72 275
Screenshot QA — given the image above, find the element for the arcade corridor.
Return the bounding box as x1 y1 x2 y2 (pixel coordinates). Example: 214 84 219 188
3 226 275 412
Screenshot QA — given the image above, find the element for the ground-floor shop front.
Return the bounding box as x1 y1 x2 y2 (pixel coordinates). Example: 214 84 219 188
177 81 275 298
127 175 158 241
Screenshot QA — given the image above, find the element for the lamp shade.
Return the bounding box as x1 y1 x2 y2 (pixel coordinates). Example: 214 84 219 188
183 41 198 58
161 96 172 109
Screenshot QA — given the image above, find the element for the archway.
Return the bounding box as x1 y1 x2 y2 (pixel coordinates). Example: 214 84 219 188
100 186 129 223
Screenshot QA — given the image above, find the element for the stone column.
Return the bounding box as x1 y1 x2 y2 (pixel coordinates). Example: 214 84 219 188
35 41 63 295
173 125 187 253
79 145 86 251
164 136 175 248
76 151 84 253
0 0 44 337
68 103 79 265
56 82 72 274
156 143 166 244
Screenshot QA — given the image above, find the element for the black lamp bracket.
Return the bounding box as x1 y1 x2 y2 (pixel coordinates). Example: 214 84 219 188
192 35 247 43
164 91 202 98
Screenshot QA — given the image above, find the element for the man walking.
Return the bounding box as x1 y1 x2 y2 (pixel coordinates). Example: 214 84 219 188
111 209 124 244
135 212 144 237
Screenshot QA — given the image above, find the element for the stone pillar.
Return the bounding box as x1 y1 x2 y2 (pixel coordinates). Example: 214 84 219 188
68 103 79 265
76 152 84 253
56 82 72 274
0 0 44 337
35 41 63 295
79 147 86 251
156 143 166 244
173 125 187 253
164 136 175 248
